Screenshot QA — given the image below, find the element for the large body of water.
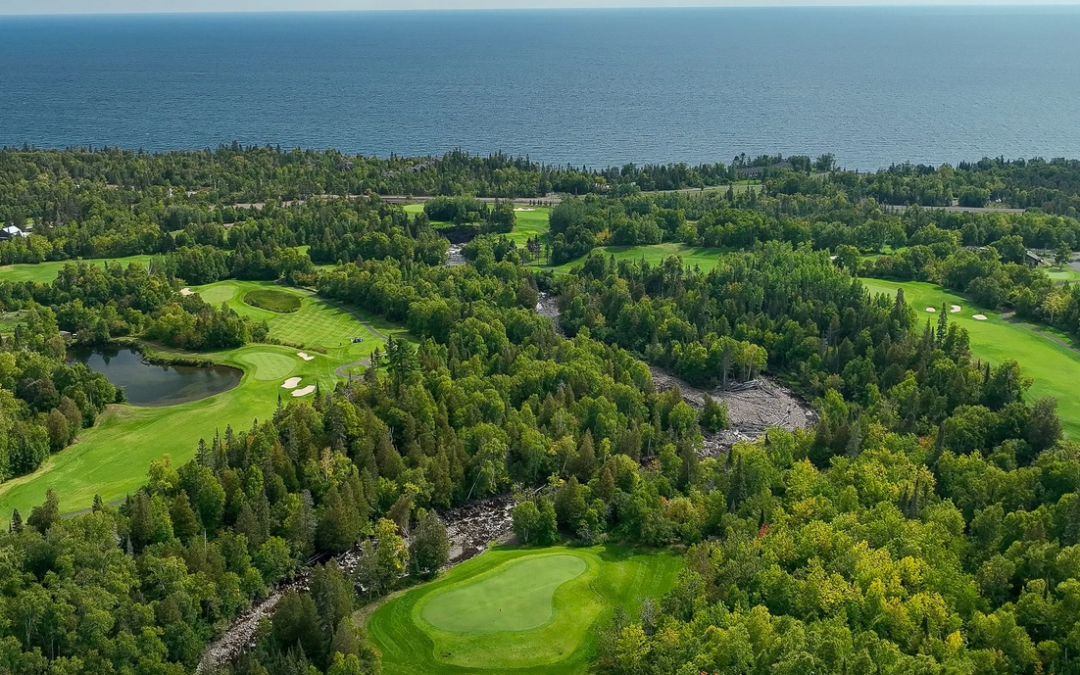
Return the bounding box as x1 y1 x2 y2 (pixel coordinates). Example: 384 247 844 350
2 7 1079 170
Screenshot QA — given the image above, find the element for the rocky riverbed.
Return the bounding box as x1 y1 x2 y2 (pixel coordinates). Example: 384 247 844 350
195 495 516 674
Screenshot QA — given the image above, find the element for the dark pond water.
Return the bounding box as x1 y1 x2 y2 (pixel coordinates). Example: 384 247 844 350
67 346 242 407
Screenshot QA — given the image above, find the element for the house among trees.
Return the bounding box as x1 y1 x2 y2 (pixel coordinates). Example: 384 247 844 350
1024 249 1045 267
0 225 28 241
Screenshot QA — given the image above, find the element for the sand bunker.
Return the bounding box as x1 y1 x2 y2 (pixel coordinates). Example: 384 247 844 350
925 307 936 313
281 377 302 389
292 385 316 397
297 352 315 361
180 287 193 296
973 314 988 321
513 208 537 212
950 305 961 313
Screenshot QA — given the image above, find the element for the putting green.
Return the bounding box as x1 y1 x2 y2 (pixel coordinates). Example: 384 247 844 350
420 554 587 633
368 545 681 674
196 282 239 305
235 350 298 381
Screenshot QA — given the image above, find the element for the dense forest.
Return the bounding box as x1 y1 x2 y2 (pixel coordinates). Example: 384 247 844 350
2 148 1080 675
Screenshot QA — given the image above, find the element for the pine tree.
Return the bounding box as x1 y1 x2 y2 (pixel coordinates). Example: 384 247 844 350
9 508 22 533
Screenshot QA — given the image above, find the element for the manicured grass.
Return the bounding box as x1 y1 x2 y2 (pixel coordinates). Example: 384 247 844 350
368 545 681 675
0 255 154 284
243 288 302 313
1046 267 1080 283
421 554 587 633
862 278 1080 439
504 207 550 246
403 202 550 246
0 280 408 518
548 243 726 274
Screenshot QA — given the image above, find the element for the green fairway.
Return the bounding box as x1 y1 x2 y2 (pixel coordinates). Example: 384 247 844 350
504 207 550 246
403 202 551 248
549 243 726 274
0 255 153 284
368 545 681 675
0 281 407 517
243 288 303 313
862 278 1080 438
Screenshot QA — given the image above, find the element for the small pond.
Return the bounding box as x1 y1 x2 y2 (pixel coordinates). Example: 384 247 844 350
67 346 242 407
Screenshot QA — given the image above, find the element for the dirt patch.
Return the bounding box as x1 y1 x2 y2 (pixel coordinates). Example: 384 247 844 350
649 366 814 457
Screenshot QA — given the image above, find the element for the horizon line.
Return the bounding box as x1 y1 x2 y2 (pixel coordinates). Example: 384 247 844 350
5 2 1080 18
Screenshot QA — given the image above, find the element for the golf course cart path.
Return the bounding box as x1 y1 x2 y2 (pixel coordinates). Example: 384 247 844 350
334 357 371 378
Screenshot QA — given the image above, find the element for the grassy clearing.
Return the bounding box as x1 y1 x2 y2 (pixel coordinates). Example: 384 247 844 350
0 281 407 517
862 278 1080 438
0 255 154 284
367 545 681 675
504 207 550 246
243 288 302 313
1046 267 1080 283
549 243 726 274
403 202 551 247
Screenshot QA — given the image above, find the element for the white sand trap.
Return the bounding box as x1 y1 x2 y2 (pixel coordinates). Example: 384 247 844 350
296 352 315 361
973 314 988 321
925 307 936 313
513 208 537 212
292 385 316 397
179 287 193 296
281 377 302 389
950 305 962 313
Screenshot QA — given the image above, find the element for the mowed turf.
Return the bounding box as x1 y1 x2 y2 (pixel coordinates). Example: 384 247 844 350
243 288 303 313
368 545 681 675
0 281 407 518
861 278 1080 439
549 243 726 274
421 554 587 633
403 202 551 247
0 255 154 284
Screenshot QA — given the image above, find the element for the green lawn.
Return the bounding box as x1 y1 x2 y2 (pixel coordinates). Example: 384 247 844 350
1045 267 1080 283
0 255 154 284
367 545 681 675
0 281 407 518
504 207 550 246
243 288 302 313
403 203 551 248
861 278 1080 439
548 243 726 274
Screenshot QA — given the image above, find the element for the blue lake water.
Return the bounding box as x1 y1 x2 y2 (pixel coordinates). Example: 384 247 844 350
2 7 1079 170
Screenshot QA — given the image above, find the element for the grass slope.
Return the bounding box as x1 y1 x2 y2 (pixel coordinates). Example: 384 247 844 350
0 255 153 284
549 243 726 274
0 281 407 517
243 288 302 313
862 278 1080 438
368 545 681 675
